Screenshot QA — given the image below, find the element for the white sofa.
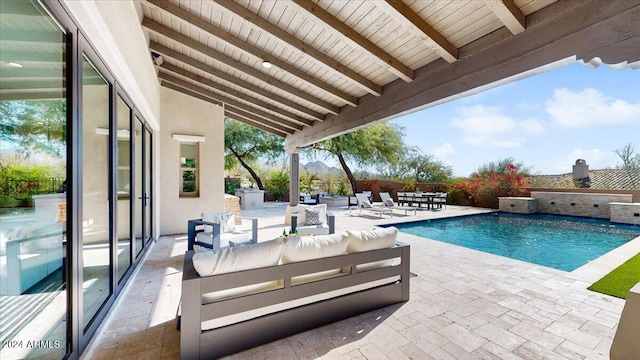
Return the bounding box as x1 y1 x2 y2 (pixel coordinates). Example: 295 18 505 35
0 222 64 295
180 227 410 359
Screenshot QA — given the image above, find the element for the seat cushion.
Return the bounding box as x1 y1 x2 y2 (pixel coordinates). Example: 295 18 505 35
196 231 249 249
295 223 330 236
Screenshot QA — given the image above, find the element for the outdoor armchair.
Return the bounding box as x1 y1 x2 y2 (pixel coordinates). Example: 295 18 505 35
291 203 335 235
187 212 258 251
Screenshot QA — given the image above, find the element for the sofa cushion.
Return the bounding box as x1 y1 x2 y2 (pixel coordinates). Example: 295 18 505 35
201 212 235 233
346 227 398 253
281 233 348 263
192 238 282 277
295 204 326 226
346 227 399 271
196 231 249 249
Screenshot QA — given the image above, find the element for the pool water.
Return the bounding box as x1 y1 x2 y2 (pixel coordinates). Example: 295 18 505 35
393 213 640 271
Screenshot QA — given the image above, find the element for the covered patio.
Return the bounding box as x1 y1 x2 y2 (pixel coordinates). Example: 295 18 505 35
84 204 639 359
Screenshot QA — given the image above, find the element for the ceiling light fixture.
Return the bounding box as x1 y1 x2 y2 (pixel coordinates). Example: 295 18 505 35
7 61 24 68
262 61 272 69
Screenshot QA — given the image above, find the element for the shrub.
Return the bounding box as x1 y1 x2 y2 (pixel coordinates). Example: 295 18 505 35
400 179 415 192
457 163 530 208
336 179 348 196
266 171 290 201
224 176 239 195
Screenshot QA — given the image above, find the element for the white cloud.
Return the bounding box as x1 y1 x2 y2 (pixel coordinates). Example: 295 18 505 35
450 105 544 148
548 148 617 173
431 142 455 159
545 88 640 128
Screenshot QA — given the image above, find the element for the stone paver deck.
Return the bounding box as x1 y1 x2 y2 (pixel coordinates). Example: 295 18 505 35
83 204 638 359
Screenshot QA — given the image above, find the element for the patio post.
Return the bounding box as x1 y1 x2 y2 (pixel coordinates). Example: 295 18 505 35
284 149 300 225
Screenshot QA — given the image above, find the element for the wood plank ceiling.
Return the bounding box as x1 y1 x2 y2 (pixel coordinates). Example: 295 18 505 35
140 0 555 138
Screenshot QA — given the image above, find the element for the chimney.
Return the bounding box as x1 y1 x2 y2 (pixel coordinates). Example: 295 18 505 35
572 159 590 188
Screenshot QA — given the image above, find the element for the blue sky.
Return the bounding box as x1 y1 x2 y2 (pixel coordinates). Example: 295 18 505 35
390 61 640 177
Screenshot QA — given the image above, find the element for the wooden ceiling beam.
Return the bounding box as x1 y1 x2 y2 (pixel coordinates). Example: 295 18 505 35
0 29 62 44
485 0 526 35
158 63 313 128
141 19 339 115
145 0 358 106
224 108 291 137
211 0 382 97
150 42 324 121
0 90 64 101
0 51 63 63
291 0 414 83
159 73 304 133
162 80 294 137
381 0 458 63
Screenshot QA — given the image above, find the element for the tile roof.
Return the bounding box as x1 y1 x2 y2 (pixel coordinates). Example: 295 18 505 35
530 168 640 190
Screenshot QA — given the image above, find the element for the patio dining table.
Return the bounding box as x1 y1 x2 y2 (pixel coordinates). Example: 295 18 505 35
398 192 438 209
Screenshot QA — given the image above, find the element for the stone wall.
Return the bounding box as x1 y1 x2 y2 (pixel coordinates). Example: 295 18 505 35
531 192 633 219
498 197 537 214
224 194 242 225
610 202 640 225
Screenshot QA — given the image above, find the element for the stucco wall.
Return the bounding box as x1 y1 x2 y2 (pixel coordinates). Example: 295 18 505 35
159 87 225 235
63 0 160 129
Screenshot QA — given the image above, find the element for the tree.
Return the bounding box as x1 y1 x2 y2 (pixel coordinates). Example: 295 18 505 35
311 123 405 194
614 143 640 170
473 157 532 177
0 100 67 158
378 146 453 182
224 119 285 190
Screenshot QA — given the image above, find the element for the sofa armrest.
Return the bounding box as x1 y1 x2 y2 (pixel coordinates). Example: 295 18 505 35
238 216 258 244
327 212 335 234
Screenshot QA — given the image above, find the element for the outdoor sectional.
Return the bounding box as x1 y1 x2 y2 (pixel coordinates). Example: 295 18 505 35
180 227 411 359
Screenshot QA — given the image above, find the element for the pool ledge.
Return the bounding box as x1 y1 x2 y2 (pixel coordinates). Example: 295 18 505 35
571 234 640 283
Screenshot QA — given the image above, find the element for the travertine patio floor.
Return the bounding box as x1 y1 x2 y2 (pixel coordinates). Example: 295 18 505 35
83 203 639 360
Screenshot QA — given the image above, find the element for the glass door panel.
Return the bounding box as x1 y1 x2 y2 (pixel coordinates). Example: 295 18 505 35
0 1 68 358
144 128 152 244
134 117 143 258
81 55 112 331
116 97 131 282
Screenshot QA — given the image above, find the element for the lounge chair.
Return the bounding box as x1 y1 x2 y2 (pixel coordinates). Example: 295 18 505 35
379 192 418 216
350 193 392 218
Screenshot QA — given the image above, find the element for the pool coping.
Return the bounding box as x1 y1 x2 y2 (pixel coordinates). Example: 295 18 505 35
379 211 640 284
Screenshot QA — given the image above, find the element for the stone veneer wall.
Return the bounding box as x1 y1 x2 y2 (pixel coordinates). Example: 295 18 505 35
498 197 537 214
610 202 640 225
224 194 242 225
531 192 633 219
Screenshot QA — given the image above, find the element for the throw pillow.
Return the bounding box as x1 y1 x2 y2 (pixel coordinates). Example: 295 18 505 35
362 200 373 208
384 198 395 206
304 208 322 225
296 204 327 225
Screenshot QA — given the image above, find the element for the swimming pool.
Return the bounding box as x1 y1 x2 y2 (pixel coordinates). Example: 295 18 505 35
393 213 640 271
